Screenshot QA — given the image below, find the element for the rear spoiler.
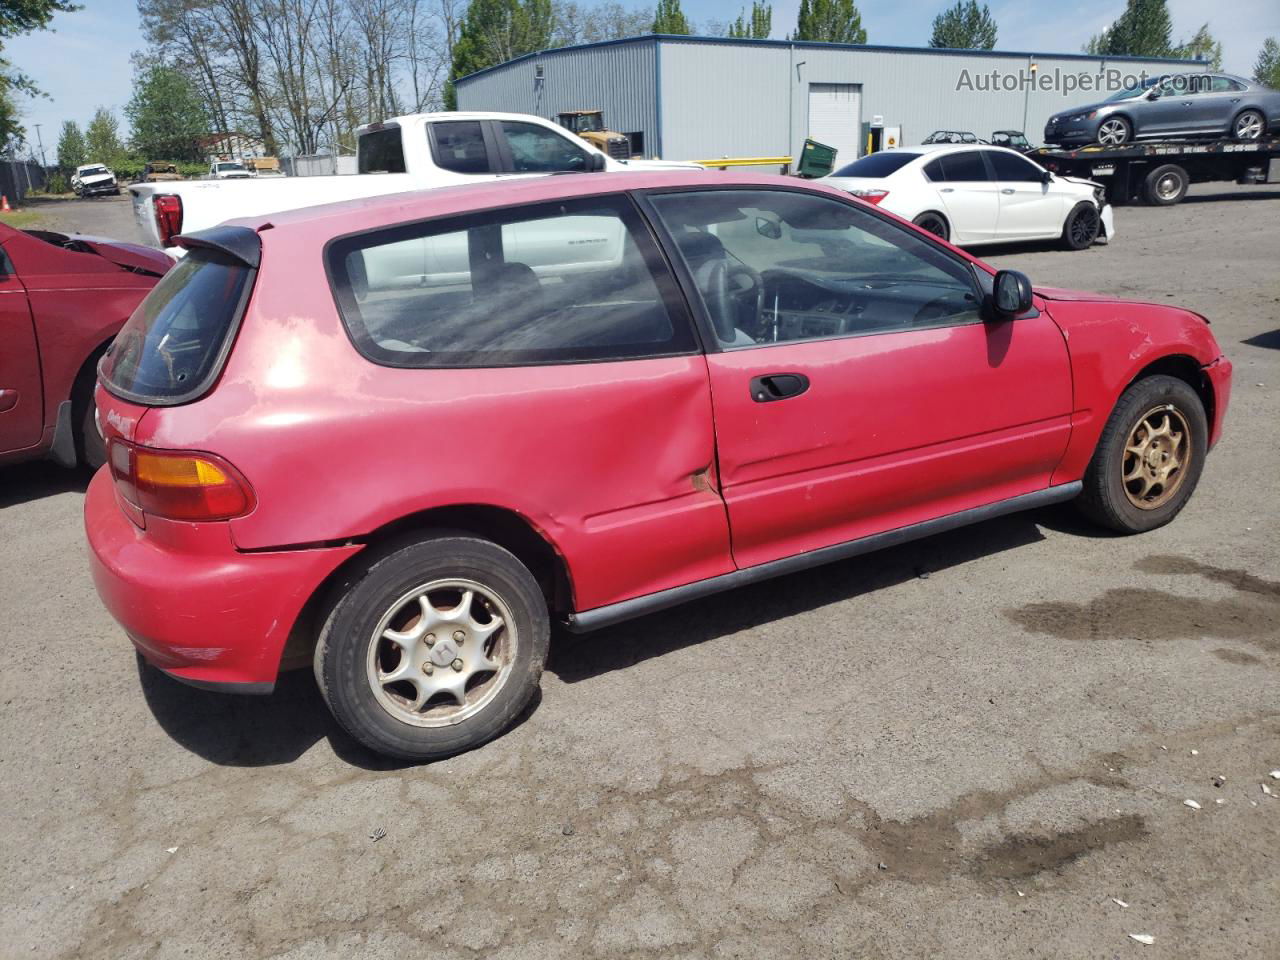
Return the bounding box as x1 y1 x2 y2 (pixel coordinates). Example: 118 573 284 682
173 225 261 269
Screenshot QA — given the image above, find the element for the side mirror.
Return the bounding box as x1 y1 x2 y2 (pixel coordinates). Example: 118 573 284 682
992 270 1033 317
1040 169 1053 184
587 152 607 172
1146 87 1161 100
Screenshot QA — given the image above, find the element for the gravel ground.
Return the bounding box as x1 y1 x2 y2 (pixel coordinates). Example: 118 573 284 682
1 186 1278 959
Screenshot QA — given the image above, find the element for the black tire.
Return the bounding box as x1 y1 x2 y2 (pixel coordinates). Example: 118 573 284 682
1143 164 1187 206
1061 202 1100 250
912 211 949 242
71 360 106 470
1076 375 1208 534
314 535 549 762
1232 109 1265 142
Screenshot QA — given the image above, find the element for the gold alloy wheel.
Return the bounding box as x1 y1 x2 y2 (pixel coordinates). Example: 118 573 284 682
1121 404 1192 510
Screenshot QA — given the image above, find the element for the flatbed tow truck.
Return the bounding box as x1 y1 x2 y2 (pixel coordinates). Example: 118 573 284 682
1028 137 1280 206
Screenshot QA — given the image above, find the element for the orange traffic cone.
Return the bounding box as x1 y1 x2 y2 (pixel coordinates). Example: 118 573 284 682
1 196 10 212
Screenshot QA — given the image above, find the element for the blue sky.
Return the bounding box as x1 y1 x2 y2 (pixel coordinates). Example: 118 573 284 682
10 0 1278 157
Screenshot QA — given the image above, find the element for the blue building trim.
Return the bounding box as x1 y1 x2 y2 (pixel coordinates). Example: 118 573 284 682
454 33 1201 87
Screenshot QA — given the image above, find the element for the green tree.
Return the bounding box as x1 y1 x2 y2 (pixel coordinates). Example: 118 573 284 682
126 64 208 162
929 0 995 49
446 0 553 109
1255 37 1280 89
1084 0 1171 58
651 0 689 34
84 106 124 167
55 118 85 169
793 0 866 44
727 1 771 38
1171 22 1220 67
0 0 81 141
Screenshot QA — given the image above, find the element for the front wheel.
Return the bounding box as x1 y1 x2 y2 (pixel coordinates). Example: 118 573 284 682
1077 375 1208 534
1061 202 1100 250
315 535 549 761
1096 116 1131 146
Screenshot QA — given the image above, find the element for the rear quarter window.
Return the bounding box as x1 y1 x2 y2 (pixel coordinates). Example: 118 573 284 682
100 249 253 404
327 196 696 367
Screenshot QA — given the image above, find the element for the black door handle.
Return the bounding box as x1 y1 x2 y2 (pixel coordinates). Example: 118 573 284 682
749 373 810 402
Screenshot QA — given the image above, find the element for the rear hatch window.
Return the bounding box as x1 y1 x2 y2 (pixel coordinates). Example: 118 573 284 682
101 248 252 404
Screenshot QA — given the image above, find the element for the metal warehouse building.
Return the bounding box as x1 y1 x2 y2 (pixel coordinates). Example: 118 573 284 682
455 35 1200 165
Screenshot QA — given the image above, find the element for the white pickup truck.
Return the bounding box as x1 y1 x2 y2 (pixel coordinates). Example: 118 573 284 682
132 111 700 252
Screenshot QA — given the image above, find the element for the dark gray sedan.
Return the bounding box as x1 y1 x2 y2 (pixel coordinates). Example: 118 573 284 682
1044 72 1280 146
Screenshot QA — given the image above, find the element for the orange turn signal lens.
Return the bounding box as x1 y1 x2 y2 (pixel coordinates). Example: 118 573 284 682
107 439 254 521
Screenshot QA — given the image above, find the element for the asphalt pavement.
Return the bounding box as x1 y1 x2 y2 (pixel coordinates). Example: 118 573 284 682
1 187 1277 959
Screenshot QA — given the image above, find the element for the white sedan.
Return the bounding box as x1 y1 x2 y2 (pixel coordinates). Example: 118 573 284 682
821 144 1114 250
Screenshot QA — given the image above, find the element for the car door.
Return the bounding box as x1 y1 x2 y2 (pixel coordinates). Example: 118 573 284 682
1138 76 1196 136
1187 76 1245 134
642 186 1074 569
922 150 999 244
986 149 1067 241
0 246 42 453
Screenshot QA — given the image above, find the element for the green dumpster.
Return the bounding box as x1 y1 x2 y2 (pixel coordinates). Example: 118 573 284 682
796 139 837 178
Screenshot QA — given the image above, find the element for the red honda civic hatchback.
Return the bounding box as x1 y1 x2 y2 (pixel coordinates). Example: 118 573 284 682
85 171 1232 760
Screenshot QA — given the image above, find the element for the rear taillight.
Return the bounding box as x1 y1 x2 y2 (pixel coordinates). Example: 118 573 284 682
850 189 889 205
153 194 183 246
108 438 254 521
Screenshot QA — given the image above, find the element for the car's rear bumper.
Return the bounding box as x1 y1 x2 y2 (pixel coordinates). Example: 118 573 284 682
84 468 361 691
1204 354 1232 450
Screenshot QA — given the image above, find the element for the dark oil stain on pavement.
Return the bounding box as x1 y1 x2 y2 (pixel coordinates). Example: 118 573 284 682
1005 555 1279 653
971 815 1147 880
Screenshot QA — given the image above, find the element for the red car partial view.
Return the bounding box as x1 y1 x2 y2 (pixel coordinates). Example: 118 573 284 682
85 171 1232 761
0 224 170 469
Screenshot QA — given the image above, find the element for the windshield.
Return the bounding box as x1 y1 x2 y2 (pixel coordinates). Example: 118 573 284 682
217 162 246 171
574 114 604 133
101 249 252 403
80 166 108 176
831 152 920 178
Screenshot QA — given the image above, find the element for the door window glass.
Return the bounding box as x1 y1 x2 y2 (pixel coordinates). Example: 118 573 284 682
500 121 590 173
937 150 991 182
329 196 694 366
430 121 490 174
986 150 1045 182
647 189 981 348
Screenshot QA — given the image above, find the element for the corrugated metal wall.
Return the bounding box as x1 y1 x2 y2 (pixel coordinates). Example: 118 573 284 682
459 37 1204 167
457 40 658 154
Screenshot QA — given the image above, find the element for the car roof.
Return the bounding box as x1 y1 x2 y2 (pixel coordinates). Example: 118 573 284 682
234 171 854 237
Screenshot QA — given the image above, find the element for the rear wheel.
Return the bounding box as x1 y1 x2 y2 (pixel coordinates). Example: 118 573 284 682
1061 202 1100 250
1077 375 1207 534
912 211 949 241
314 535 549 761
1232 109 1265 141
1143 164 1188 206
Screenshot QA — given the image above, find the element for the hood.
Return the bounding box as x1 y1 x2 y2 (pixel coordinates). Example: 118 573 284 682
1035 286 1119 302
1047 102 1114 122
57 233 172 275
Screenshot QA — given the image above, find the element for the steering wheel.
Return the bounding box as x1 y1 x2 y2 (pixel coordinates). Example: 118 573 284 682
911 294 965 325
700 260 738 342
725 262 765 335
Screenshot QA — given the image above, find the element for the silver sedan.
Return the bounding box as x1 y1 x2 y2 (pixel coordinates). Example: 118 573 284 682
1044 72 1280 146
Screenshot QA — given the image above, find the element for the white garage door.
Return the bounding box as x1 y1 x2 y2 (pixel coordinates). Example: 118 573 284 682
808 83 862 168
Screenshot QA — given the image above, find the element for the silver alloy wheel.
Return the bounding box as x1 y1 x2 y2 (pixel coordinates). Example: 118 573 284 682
1234 111 1263 140
1155 172 1183 201
366 578 517 728
1097 119 1129 146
